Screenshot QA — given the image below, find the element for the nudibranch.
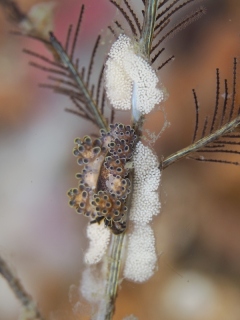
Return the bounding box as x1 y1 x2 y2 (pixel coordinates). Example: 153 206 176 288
68 123 137 234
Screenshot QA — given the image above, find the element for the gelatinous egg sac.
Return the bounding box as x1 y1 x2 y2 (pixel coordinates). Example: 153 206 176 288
68 123 137 234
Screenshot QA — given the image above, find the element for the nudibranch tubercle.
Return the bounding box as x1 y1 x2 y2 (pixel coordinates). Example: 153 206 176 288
68 123 137 234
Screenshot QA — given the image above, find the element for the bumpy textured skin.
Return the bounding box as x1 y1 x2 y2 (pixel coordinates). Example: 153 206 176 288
68 123 137 234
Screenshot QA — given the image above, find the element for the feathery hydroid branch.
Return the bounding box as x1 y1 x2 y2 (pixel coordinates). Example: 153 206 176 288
49 32 108 131
162 114 240 169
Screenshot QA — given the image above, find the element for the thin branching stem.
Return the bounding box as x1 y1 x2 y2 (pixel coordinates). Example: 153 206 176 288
162 115 240 169
95 49 145 320
0 255 45 320
100 233 125 320
97 2 157 318
139 0 159 59
49 32 108 131
192 88 199 142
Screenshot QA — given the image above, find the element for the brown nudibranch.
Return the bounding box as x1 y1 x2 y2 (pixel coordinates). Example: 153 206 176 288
68 123 137 234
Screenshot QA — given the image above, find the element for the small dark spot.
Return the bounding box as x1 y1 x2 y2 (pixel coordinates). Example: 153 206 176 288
82 191 87 198
80 202 85 208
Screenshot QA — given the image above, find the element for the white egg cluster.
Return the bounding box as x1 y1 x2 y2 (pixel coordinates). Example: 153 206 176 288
84 222 111 264
80 266 106 303
130 141 161 224
123 141 161 282
105 34 164 114
123 224 157 282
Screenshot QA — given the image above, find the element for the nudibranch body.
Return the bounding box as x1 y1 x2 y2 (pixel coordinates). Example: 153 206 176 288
68 123 137 234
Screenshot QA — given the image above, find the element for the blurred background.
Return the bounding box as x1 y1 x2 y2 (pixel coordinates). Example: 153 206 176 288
0 0 240 319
